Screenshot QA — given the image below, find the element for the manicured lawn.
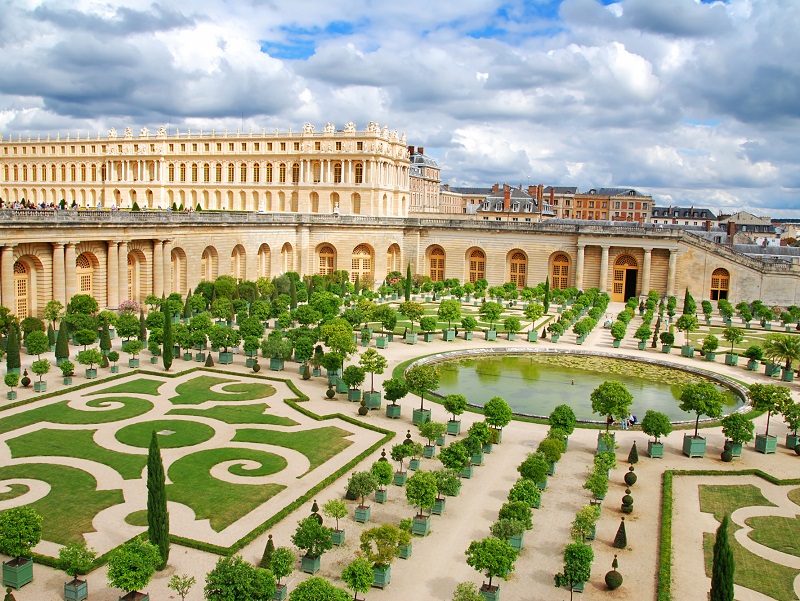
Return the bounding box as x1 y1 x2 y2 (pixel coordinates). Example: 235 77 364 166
168 403 298 427
789 487 800 508
115 419 216 449
167 448 286 531
87 378 164 396
0 463 122 545
698 484 776 521
0 396 154 435
747 515 800 558
7 428 147 479
233 426 353 476
169 376 276 405
0 483 29 501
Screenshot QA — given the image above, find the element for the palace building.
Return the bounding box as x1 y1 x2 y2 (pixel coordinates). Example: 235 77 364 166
0 122 798 319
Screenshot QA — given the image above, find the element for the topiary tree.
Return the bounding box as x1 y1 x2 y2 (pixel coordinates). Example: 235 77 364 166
680 382 724 437
438 299 462 331
203 554 275 601
341 557 373 601
590 381 633 432
748 383 793 438
490 518 526 542
58 541 97 586
507 477 541 507
76 348 103 372
259 534 275 569
147 431 169 570
346 471 378 508
465 537 519 590
641 410 672 443
605 555 623 591
710 515 734 601
405 363 440 413
5 325 20 374
406 470 438 517
498 501 532 530
443 393 467 423
627 441 639 464
549 404 577 436
371 459 393 493
0 506 43 561
106 536 161 597
612 517 627 549
483 396 512 434
517 452 549 483
291 516 333 561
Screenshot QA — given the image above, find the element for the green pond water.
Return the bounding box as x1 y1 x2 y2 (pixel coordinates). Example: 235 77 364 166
435 354 743 421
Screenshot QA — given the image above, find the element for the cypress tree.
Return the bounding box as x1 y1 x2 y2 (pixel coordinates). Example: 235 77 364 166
205 353 214 367
99 324 111 355
55 318 69 361
138 310 147 343
259 534 275 569
289 278 298 309
613 517 627 549
47 323 56 347
405 263 412 302
147 431 170 570
354 274 360 296
627 441 639 464
543 276 551 313
162 298 173 371
183 290 192 319
710 515 735 601
5 324 20 372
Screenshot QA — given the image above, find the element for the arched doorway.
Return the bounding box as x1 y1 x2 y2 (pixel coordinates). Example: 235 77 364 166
468 249 485 283
551 253 569 289
76 253 94 297
258 244 271 278
318 245 336 275
710 268 730 301
13 261 29 319
351 244 373 286
281 243 293 272
509 251 527 288
387 244 401 275
201 247 218 282
429 247 445 282
612 254 638 302
231 245 246 282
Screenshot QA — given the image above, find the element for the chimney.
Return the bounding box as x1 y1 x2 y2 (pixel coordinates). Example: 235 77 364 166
537 184 544 203
418 147 424 155
550 188 555 202
705 220 711 232
407 145 414 155
528 185 536 197
492 183 499 194
504 187 511 212
727 221 736 246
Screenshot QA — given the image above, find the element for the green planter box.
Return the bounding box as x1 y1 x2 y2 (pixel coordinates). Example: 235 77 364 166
376 337 388 349
765 363 781 377
194 352 206 362
354 505 371 523
527 330 538 342
85 368 97 379
637 341 646 350
372 565 391 589
508 332 517 341
386 403 402 419
270 358 285 372
747 359 759 371
119 593 149 601
336 379 349 394
546 461 556 476
647 441 664 458
479 584 501 601
447 420 461 436
725 353 739 366
726 441 743 457
218 351 233 364
423 445 436 459
576 335 585 345
64 578 88 601
509 531 524 551
704 352 717 362
149 356 159 364
245 358 256 368
586 525 596 541
62 377 72 385
398 544 412 559
485 330 497 341
375 488 388 503
405 332 418 345
6 391 16 400
471 450 484 466
755 434 777 454
363 391 381 408
536 478 548 491
482 443 493 454
612 339 621 348
597 433 616 453
331 529 345 546
2 558 33 590
432 497 446 515
412 408 431 425
273 584 288 601
681 345 695 357
33 381 46 392
443 329 455 341
300 555 320 574
551 334 560 343
412 514 431 536
461 464 474 479
464 331 474 340
436 435 446 446
683 434 707 458
662 345 671 353
393 471 407 486
312 368 322 377
786 434 800 449
348 389 362 402
423 332 435 342
782 368 795 382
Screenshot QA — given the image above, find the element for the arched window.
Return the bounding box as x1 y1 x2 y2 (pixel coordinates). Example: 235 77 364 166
265 164 273 183
70 165 76 181
387 244 401 275
334 163 342 183
312 162 321 183
201 247 218 282
710 268 730 301
240 164 247 183
215 163 222 182
469 249 485 283
258 244 271 278
51 165 57 181
281 243 293 272
80 164 86 181
310 192 319 213
179 163 186 182
351 245 373 284
13 262 29 319
203 164 210 182
318 245 335 275
352 193 361 214
227 163 234 183
168 164 175 182
430 247 445 282
279 164 287 183
41 165 47 182
253 163 260 182
91 165 96 182
552 253 570 289
292 163 300 184
509 251 527 288
22 165 27 181
76 253 94 296
355 163 363 184
191 163 198 182
61 165 66 181
231 245 246 282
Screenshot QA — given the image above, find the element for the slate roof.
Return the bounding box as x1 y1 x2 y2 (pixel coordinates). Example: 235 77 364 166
584 188 649 197
651 206 718 219
544 186 578 194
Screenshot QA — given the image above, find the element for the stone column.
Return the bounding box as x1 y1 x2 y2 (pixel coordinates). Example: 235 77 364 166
52 243 66 307
667 249 677 297
599 245 610 294
575 244 585 291
642 248 652 296
153 240 164 298
118 241 128 302
65 243 77 302
163 239 173 296
107 241 119 309
1 245 14 310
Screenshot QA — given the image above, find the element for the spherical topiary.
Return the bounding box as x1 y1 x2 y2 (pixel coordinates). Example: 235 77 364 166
252 361 261 372
624 466 637 487
605 570 623 590
721 448 733 462
326 386 336 399
621 488 634 514
358 405 369 416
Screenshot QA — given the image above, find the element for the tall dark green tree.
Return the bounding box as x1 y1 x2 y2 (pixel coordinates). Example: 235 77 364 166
162 298 173 371
289 279 298 310
710 515 735 601
5 324 20 373
405 263 412 302
543 277 551 314
682 288 696 316
55 318 70 362
612 517 627 549
147 431 170 570
139 310 147 343
99 324 112 355
47 323 56 347
183 290 192 319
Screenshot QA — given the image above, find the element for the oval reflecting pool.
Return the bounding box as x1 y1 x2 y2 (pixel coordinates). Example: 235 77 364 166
434 352 744 422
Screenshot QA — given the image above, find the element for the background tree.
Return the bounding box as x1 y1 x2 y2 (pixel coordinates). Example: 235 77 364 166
479 301 503 330
443 393 467 422
167 574 196 601
341 557 373 601
203 555 275 601
359 348 387 393
554 543 593 600
147 431 170 570
590 381 633 432
465 537 519 589
748 383 793 437
106 536 160 596
288 576 350 601
483 396 512 433
405 363 440 412
710 515 735 601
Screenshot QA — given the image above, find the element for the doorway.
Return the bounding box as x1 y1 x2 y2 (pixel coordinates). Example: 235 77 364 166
612 255 639 302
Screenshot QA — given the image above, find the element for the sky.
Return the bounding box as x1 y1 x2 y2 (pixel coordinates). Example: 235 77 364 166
0 0 798 217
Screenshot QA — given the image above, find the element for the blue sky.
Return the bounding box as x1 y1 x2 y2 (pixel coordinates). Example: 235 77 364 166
0 0 798 216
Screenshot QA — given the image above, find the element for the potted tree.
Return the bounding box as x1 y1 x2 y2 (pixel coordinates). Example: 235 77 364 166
497 501 532 533
30 358 50 392
465 537 519 601
398 301 424 344
291 515 333 575
549 404 576 448
59 359 75 385
405 470 438 535
702 334 720 361
359 348 387 409
555 543 593 600
347 471 378 523
484 396 512 443
479 301 503 340
783 402 800 450
321 352 343 385
439 440 472 479
204 554 276 601
744 345 763 371
444 393 467 435
433 468 461 512
461 316 478 340
590 381 633 451
469 422 494 457
610 321 626 348
537 437 564 475
491 518 527 552
679 382 724 457
438 299 462 341
0 507 42 590
341 557 373 600
720 413 755 457
420 316 438 342
4 373 18 400
107 350 120 373
675 314 699 357
371 459 393 503
504 317 521 341
524 303 545 341
659 331 674 354
405 363 440 425
571 505 601 543
269 547 294 601
749 383 793 454
321 499 347 546
633 323 651 351
76 348 102 379
517 452 549 491
106 536 160 601
583 468 609 502
207 324 241 365
722 326 744 366
641 410 672 458
508 477 542 509
359 524 410 589
58 541 96 601
419 421 447 458
383 377 407 419
391 443 413 486
763 334 800 382
122 339 143 368
341 365 366 402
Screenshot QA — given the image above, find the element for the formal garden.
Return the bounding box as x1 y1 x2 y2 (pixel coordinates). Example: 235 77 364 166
0 270 799 600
